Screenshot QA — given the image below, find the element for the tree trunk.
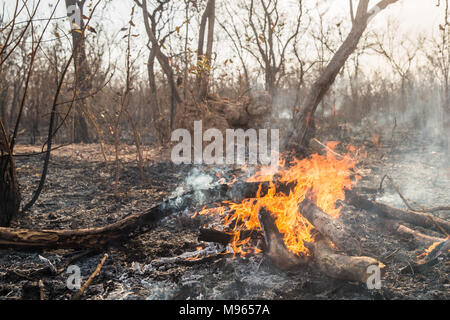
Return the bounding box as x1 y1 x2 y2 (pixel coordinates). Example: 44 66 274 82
140 0 182 131
197 0 216 102
443 79 450 157
0 127 20 227
65 0 92 143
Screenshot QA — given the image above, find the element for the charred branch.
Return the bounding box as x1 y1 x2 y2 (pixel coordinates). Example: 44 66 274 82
345 190 450 234
393 223 445 247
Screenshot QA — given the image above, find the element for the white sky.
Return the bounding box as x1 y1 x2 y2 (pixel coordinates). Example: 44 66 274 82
0 0 446 80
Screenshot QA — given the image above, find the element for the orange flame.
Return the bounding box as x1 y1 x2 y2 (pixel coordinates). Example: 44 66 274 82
417 236 449 260
197 143 360 257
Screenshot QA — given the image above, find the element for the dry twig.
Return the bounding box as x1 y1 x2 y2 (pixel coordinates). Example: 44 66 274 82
71 253 108 300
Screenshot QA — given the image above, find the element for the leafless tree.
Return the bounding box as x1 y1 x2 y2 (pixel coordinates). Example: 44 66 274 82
284 0 400 154
65 0 93 143
426 0 450 156
244 0 304 97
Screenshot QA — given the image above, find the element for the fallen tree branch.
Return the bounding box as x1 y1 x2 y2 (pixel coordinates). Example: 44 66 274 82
198 228 261 246
0 181 263 249
345 190 450 234
393 223 445 247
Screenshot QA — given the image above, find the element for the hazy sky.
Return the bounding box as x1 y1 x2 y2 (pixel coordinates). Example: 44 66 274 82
0 0 446 79
2 0 444 41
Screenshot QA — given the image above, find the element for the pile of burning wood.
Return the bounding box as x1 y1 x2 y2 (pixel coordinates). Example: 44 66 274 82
0 144 448 284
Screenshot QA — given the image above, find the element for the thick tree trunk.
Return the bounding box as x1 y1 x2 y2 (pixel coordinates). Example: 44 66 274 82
0 129 20 227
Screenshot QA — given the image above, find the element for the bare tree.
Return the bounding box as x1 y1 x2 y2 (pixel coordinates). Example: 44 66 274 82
137 0 182 131
65 0 92 143
426 0 450 156
244 0 304 97
196 0 216 101
284 0 400 154
372 19 419 122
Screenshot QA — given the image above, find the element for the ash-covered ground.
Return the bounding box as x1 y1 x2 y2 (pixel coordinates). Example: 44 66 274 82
0 124 449 300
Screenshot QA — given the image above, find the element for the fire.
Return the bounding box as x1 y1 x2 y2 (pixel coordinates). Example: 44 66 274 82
417 236 450 260
197 142 360 257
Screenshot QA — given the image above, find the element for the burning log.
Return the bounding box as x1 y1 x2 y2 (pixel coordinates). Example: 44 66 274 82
256 205 385 283
298 197 360 255
258 207 310 270
311 238 385 283
345 190 450 234
198 228 261 246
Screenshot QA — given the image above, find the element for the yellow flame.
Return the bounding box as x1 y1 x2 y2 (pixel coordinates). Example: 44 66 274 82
197 143 360 256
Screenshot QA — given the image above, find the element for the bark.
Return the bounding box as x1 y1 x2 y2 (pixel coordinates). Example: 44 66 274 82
284 0 399 153
197 0 216 101
0 128 20 227
345 190 450 234
298 197 360 255
65 0 91 143
312 238 385 283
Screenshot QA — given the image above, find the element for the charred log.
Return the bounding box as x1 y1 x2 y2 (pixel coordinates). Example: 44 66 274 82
198 228 262 246
258 207 310 270
0 180 273 249
312 238 385 283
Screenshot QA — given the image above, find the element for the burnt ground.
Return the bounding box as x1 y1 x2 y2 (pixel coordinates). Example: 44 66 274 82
0 124 449 300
